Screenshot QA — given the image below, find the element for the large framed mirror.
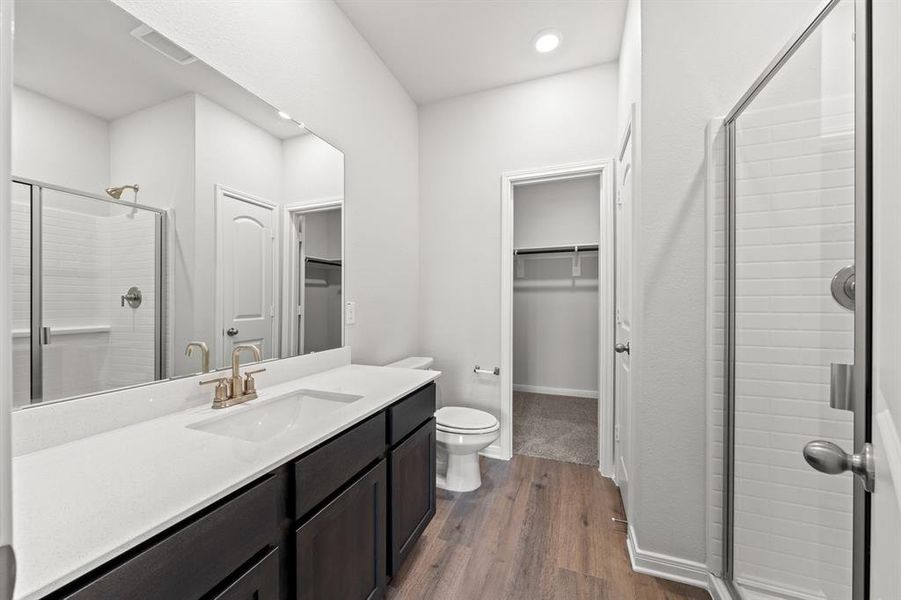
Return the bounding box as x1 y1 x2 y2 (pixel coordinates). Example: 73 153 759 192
10 0 345 408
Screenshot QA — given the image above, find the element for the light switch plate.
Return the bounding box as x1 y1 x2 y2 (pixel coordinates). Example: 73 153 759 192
345 301 356 325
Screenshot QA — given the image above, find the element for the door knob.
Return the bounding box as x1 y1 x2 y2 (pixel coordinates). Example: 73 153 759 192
226 327 239 337
803 440 874 492
614 342 630 354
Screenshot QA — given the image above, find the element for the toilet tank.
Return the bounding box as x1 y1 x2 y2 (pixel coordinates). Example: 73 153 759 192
385 356 434 370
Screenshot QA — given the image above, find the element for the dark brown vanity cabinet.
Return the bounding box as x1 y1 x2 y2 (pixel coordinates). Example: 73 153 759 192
295 460 388 600
46 383 437 600
388 417 436 577
51 473 284 600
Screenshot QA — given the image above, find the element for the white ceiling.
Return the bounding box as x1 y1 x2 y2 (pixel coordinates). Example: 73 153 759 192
14 0 306 139
335 0 628 105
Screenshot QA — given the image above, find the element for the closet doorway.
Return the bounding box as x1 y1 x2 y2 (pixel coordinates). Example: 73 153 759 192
500 160 614 473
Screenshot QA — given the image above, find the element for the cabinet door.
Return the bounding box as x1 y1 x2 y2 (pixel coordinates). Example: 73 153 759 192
296 460 387 600
388 418 436 577
212 547 279 600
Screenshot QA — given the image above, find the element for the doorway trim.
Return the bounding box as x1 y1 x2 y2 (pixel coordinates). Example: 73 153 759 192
213 184 279 368
499 158 615 476
280 197 344 357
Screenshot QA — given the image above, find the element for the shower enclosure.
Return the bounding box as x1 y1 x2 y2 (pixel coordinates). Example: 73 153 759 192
11 177 166 406
716 0 870 599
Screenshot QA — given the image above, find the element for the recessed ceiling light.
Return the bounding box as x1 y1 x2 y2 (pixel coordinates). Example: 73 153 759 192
277 110 292 120
534 30 562 54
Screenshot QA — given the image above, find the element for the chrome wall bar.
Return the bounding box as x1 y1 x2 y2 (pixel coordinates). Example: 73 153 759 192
29 183 42 403
723 0 842 125
852 1 872 599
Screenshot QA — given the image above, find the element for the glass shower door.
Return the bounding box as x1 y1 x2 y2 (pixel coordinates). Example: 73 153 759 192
13 179 164 405
728 1 857 598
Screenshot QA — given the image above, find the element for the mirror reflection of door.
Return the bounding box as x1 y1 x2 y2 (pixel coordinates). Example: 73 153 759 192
293 207 342 355
216 186 278 368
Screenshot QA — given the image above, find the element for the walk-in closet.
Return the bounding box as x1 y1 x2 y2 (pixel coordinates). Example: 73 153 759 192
512 173 601 466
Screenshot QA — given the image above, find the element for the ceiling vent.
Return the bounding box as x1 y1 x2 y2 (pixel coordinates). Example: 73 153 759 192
130 24 198 65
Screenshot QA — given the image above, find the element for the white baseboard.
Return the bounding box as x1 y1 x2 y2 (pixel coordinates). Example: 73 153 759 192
479 443 510 461
512 383 599 399
626 526 710 591
708 573 737 600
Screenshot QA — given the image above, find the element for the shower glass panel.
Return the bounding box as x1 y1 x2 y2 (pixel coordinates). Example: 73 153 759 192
11 179 165 407
729 1 855 598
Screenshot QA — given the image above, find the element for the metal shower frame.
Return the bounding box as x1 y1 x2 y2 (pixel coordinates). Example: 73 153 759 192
14 175 168 405
719 0 872 598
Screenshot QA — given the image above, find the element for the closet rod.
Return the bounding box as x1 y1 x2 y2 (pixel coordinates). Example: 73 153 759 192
513 243 599 256
306 256 342 267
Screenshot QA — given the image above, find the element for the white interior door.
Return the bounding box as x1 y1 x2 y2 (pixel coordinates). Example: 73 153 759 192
614 122 634 511
870 0 901 596
218 188 276 368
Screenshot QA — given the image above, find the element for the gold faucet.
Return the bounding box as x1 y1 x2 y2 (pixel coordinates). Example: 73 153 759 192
199 344 266 409
185 341 210 373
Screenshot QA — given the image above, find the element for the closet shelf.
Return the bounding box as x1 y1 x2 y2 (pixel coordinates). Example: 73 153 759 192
513 243 598 256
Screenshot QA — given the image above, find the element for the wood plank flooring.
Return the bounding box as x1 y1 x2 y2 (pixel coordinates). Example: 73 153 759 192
387 455 710 600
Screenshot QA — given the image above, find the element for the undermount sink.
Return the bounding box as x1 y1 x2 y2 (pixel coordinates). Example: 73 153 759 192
187 389 363 442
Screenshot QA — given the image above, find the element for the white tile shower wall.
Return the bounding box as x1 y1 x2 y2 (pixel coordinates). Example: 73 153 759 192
106 210 157 389
732 96 854 600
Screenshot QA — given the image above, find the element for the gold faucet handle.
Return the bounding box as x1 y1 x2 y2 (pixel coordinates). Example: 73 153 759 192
243 368 267 394
199 376 231 403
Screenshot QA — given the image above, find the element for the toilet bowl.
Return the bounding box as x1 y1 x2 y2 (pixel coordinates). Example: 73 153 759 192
385 356 500 493
435 406 499 492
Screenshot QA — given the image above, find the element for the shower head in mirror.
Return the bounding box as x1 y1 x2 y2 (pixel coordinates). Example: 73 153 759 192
105 184 140 200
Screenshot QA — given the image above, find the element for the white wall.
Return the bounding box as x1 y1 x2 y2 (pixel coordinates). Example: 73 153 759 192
512 176 600 396
513 176 600 248
616 0 641 138
283 134 344 204
633 0 822 570
11 86 109 192
112 0 421 366
419 64 617 430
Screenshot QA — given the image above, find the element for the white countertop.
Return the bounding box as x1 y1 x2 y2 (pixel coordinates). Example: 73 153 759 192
11 364 440 600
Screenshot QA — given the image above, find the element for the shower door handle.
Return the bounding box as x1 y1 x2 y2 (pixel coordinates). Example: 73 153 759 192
829 363 853 411
803 440 874 492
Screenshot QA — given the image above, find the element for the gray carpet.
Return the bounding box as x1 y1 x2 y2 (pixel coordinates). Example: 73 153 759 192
512 391 598 466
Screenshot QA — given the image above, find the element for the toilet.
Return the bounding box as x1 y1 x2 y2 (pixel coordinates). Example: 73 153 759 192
386 357 500 492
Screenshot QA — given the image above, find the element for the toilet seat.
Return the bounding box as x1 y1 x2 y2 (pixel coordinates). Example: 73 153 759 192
435 406 499 435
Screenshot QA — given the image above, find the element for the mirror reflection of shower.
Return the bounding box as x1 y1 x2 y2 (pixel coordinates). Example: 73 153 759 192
105 184 140 217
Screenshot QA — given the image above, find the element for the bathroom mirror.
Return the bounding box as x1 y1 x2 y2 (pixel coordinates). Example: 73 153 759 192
10 0 345 408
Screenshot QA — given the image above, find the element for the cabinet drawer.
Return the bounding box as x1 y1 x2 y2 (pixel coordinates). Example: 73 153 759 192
294 413 386 519
389 418 436 577
59 475 280 600
296 460 387 600
212 547 280 600
386 383 435 446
